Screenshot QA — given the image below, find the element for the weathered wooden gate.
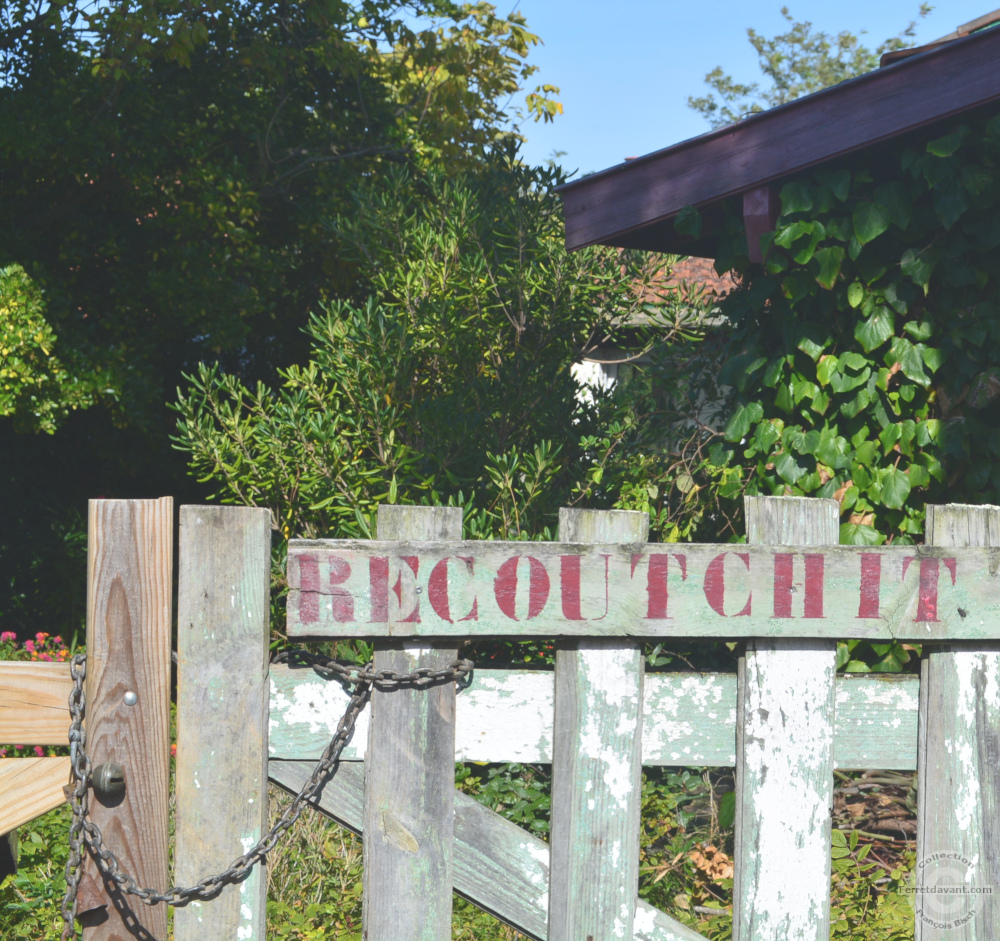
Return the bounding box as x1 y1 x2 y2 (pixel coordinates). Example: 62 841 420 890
2 495 998 940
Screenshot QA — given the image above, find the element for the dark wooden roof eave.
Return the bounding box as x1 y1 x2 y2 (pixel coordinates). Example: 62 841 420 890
557 25 1000 255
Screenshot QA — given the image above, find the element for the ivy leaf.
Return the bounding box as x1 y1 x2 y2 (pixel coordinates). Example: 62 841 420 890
841 523 885 545
847 282 864 308
780 181 813 215
718 791 736 829
907 464 930 488
853 202 890 245
874 181 913 230
904 321 933 341
854 306 894 352
901 247 936 289
888 337 930 386
723 401 764 442
881 465 911 509
926 128 965 157
774 450 807 484
674 205 702 238
814 246 845 289
816 355 838 387
933 181 969 230
762 358 785 387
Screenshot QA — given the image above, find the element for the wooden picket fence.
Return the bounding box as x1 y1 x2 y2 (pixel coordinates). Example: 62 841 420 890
1 495 998 940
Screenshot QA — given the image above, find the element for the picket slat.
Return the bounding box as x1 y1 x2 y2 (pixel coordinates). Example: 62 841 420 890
174 506 272 941
733 497 837 941
0 757 70 835
549 509 647 941
362 505 462 941
916 504 1000 939
77 498 173 938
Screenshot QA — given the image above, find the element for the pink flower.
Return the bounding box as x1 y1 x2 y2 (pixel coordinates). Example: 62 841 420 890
0 632 15 643
52 636 64 646
39 653 53 662
34 746 44 758
35 632 49 645
24 640 35 653
0 749 7 758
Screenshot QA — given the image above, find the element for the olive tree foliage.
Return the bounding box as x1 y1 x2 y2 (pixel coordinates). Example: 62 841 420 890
173 151 705 543
688 5 930 128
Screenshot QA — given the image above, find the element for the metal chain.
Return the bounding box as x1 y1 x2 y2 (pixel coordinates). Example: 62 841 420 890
60 649 473 940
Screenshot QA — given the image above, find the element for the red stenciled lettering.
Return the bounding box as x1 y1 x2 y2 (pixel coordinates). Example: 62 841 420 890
804 555 825 619
428 558 452 623
857 553 881 619
527 557 550 619
703 552 751 617
328 556 354 622
392 556 420 623
369 557 389 622
494 556 550 620
561 555 584 620
297 553 320 623
902 555 958 622
773 554 794 618
634 553 687 619
457 556 478 621
773 553 824 618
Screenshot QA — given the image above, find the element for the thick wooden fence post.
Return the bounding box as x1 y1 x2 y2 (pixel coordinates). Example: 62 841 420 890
78 498 173 940
917 504 1000 940
734 496 838 941
549 508 648 941
174 506 272 941
363 505 462 941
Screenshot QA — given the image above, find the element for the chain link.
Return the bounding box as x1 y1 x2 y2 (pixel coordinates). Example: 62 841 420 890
60 649 473 940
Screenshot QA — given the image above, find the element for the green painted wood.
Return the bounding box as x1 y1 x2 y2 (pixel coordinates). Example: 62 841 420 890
916 504 1000 940
363 505 462 941
549 509 647 941
287 539 1000 641
269 666 919 769
267 760 707 941
734 497 837 941
174 506 272 941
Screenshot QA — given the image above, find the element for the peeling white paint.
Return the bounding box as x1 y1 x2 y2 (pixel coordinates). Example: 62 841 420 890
953 653 983 835
740 642 835 938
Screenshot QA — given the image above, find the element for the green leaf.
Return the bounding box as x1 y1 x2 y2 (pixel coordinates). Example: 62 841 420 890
874 181 913 230
723 402 764 442
796 334 825 360
841 523 884 545
780 181 813 215
814 246 845 289
901 247 936 289
853 202 890 245
844 659 872 672
854 307 894 352
774 450 806 484
816 355 838 387
674 204 702 238
763 358 785 387
881 465 911 509
847 282 864 308
927 128 965 157
718 790 736 829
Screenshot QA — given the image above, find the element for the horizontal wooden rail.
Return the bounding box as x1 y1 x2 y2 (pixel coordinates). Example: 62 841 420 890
0 662 73 744
270 666 919 769
0 757 70 836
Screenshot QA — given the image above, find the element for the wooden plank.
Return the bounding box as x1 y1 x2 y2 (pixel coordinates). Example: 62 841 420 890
363 505 462 941
549 508 647 941
268 759 707 941
270 666 919 769
174 506 272 941
554 25 1000 253
0 757 70 835
916 504 1000 939
287 539 1000 642
0 662 73 744
733 497 837 941
77 498 173 938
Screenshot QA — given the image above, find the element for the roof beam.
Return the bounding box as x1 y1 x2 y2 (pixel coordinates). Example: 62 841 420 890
558 26 1000 253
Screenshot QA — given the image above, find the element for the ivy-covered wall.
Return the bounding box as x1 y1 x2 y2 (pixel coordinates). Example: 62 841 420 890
710 109 1000 547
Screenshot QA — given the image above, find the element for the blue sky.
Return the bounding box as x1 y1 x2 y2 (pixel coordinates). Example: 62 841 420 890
512 1 993 177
